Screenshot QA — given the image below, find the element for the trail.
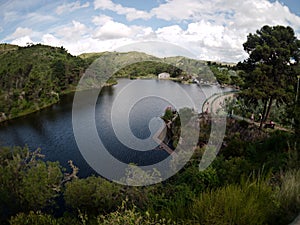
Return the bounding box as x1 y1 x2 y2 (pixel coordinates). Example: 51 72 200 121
202 91 292 132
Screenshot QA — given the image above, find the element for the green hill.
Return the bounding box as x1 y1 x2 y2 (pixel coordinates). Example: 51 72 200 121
0 44 87 121
0 43 239 122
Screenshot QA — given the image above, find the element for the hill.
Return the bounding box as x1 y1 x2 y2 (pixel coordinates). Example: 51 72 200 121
0 44 87 121
0 43 240 122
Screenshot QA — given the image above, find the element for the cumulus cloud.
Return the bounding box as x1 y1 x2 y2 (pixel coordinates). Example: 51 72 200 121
7 27 33 40
93 20 133 40
56 1 90 15
151 0 300 32
11 36 34 46
4 0 300 62
42 34 62 47
55 20 89 41
148 0 300 61
94 0 151 21
91 15 155 41
153 20 252 61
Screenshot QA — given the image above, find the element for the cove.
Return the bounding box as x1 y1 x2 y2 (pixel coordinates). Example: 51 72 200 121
0 79 230 177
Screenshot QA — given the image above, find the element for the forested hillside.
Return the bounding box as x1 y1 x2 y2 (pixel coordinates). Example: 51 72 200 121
0 43 239 122
0 44 87 121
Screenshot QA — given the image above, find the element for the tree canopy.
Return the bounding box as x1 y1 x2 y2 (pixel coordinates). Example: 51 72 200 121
238 25 300 129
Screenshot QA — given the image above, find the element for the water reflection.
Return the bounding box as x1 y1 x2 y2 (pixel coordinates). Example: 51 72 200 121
0 79 230 177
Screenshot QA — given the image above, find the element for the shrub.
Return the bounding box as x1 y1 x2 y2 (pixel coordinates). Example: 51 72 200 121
9 211 59 225
191 179 277 225
97 200 176 225
274 169 300 225
64 176 122 215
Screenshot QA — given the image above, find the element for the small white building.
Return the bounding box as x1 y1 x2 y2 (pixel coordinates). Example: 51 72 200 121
158 72 170 79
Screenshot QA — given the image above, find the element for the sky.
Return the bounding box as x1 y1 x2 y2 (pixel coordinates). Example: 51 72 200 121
0 0 300 62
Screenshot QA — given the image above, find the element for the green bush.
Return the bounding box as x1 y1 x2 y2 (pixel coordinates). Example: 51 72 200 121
64 176 122 215
213 156 254 184
9 211 59 225
191 179 277 225
274 169 300 224
97 201 175 225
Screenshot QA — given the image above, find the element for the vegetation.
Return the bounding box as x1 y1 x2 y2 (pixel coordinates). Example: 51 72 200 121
1 24 300 224
1 124 299 224
208 62 243 87
237 25 300 129
0 45 232 123
0 44 87 121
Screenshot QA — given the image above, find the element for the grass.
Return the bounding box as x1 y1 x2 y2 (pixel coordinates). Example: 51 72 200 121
190 177 276 225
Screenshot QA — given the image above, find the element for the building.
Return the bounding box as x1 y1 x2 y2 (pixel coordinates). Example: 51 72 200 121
158 72 170 79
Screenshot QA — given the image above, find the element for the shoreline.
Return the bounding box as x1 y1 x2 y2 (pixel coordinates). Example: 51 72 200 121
0 81 118 125
0 77 237 125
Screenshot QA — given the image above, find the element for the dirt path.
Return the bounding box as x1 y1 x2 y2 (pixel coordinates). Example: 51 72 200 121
202 92 236 115
202 92 292 132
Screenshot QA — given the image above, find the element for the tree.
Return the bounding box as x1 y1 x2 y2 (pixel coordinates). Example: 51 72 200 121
238 25 300 129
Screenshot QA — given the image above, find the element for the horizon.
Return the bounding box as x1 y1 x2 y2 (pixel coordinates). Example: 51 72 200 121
1 42 240 64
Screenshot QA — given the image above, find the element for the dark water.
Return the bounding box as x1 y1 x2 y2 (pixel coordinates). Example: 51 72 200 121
0 79 229 177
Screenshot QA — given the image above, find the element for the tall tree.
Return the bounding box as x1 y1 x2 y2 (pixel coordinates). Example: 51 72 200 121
238 25 300 129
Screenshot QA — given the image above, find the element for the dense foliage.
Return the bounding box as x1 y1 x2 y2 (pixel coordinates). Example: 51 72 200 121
1 120 299 224
237 25 300 128
0 44 87 121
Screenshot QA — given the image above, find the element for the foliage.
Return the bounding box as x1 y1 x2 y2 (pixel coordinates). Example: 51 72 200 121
147 183 195 221
274 169 300 224
9 211 59 225
64 176 122 215
0 44 87 121
115 61 183 78
0 146 76 223
191 178 277 225
97 200 175 225
2 32 300 224
238 25 300 128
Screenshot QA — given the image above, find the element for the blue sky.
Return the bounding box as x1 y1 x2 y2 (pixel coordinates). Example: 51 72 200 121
0 0 300 62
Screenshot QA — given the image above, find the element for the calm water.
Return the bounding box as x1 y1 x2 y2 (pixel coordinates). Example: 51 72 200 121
0 79 229 177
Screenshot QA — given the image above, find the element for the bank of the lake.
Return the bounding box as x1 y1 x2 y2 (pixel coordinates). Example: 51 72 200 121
0 79 231 177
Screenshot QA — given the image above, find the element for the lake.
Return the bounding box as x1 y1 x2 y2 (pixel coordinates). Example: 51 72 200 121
0 79 229 177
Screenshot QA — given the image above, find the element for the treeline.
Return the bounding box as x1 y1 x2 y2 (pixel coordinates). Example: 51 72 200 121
114 61 183 78
0 45 236 122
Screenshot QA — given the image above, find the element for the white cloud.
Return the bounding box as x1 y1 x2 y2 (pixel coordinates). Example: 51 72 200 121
55 20 89 40
94 0 151 21
148 0 300 61
151 0 300 32
8 27 33 40
93 20 133 40
92 15 113 25
94 0 115 9
56 1 90 15
156 25 183 42
4 0 300 63
151 0 207 21
42 34 62 47
11 36 34 46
